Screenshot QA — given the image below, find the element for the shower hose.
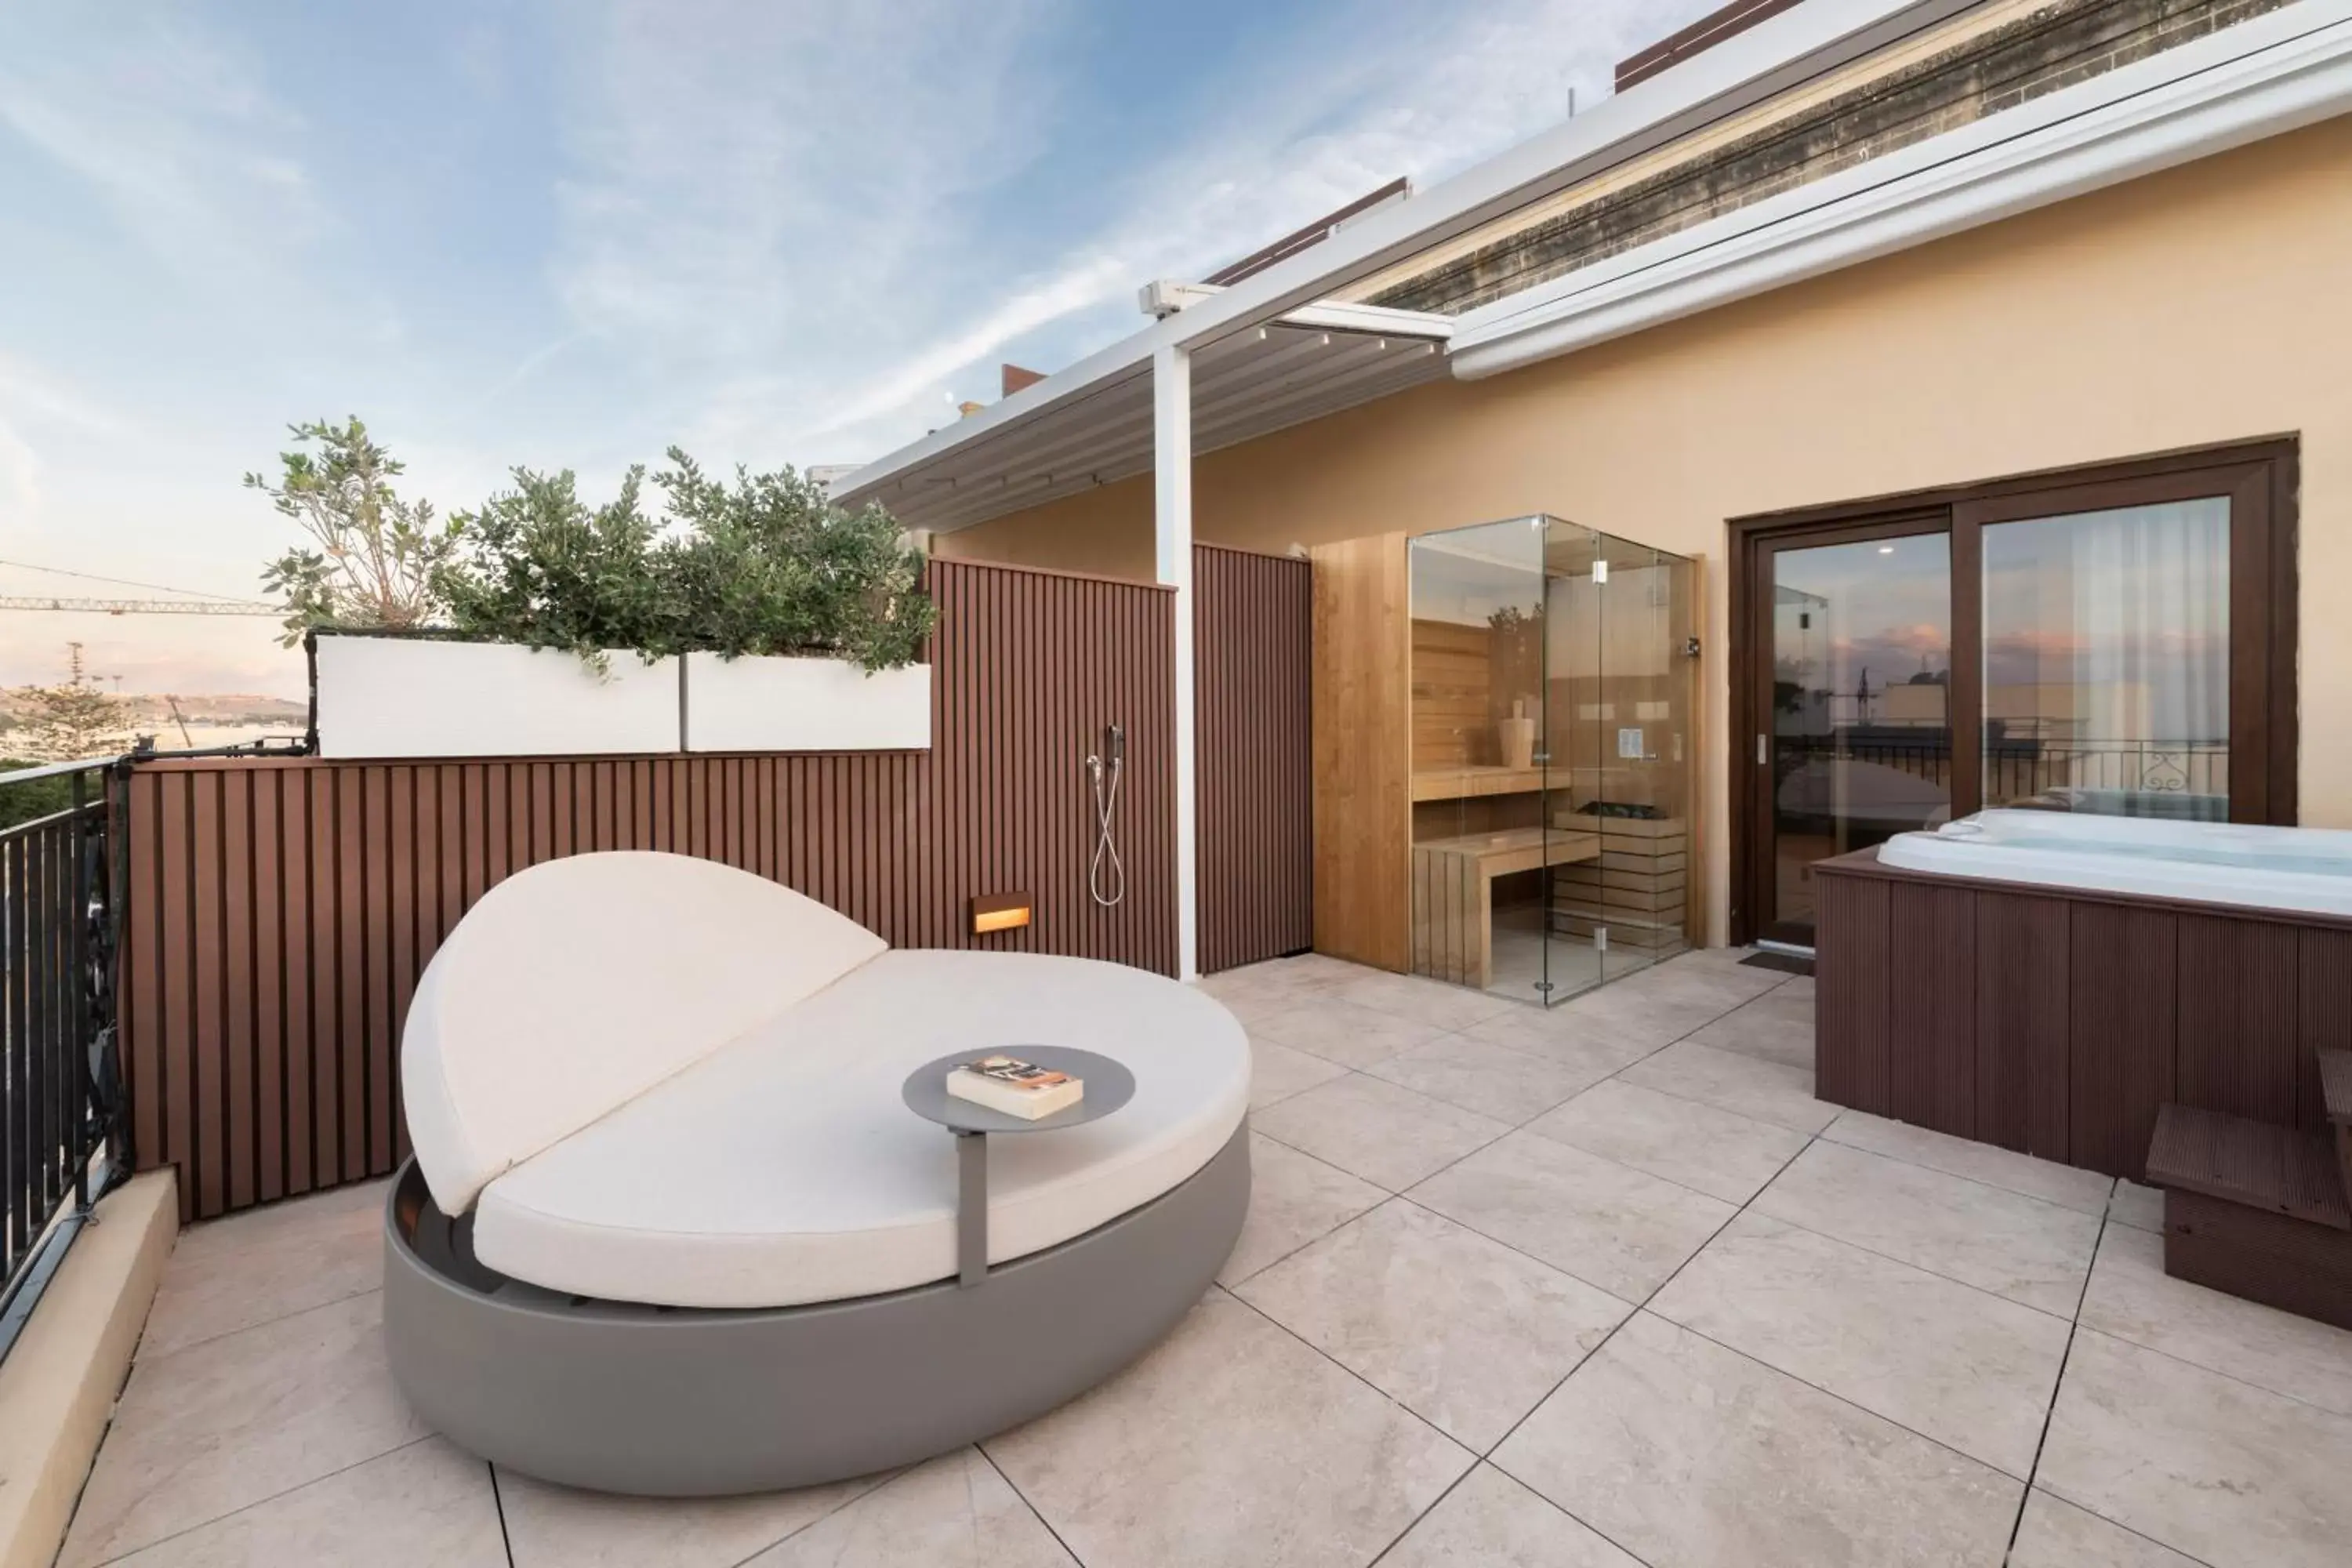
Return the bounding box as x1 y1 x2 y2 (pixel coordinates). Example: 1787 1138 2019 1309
1087 752 1126 908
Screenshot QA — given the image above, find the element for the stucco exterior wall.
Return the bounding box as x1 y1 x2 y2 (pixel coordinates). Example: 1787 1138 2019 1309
936 115 2352 944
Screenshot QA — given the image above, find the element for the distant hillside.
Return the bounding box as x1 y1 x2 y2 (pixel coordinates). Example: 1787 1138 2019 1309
0 690 307 728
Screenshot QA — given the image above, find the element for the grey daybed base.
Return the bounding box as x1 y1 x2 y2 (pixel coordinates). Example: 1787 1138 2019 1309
383 1122 1250 1497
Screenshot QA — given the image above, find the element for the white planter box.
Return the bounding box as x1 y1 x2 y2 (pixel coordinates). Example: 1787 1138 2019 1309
312 635 681 759
684 652 931 753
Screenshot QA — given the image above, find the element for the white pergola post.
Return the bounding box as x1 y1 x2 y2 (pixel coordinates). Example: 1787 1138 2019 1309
1154 343 1198 981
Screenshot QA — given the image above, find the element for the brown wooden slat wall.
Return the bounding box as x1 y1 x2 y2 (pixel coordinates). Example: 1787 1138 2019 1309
1194 543 1313 974
1817 851 2352 1181
121 559 1178 1221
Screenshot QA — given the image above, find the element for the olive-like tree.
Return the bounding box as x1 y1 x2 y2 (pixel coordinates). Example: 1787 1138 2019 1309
248 417 458 645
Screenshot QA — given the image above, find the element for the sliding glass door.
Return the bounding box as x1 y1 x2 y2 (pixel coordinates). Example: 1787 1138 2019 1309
1758 526 1952 948
1736 445 2294 948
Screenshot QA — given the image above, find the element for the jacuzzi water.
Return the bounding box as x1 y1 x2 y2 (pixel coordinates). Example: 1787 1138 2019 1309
1877 810 2352 916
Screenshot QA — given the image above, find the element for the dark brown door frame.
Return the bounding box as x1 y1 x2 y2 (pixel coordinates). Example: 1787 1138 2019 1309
1727 438 2299 947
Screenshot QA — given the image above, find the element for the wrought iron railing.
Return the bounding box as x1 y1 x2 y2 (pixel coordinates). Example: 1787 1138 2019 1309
1775 732 2229 806
0 759 127 1359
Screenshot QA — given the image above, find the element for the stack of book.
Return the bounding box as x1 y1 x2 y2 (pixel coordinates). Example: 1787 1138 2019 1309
946 1054 1084 1120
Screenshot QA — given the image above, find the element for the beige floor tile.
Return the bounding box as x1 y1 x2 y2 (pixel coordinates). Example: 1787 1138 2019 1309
1650 1210 2071 1476
1821 1110 2114 1217
1362 1033 1609 1125
1328 970 1520 1033
1250 953 1367 990
1253 1073 1508 1191
1519 983 1724 1055
2040 1328 2352 1568
985 1292 1472 1568
2009 1490 2204 1567
1409 1131 1733 1301
60 1291 428 1568
1235 1200 1629 1450
100 1439 503 1568
1618 1040 1835 1134
1682 984 1815 1072
1250 998 1451 1068
2108 1178 2166 1232
500 1465 892 1567
140 1178 390 1359
1245 1037 1350 1109
1494 1312 2021 1568
1455 1007 1664 1077
1526 1079 1809 1203
1754 1140 2099 1318
748 1450 1073 1566
2079 1222 2352 1417
1217 1132 1386 1286
1602 955 1782 1015
1378 1464 1642 1568
1192 970 1327 1027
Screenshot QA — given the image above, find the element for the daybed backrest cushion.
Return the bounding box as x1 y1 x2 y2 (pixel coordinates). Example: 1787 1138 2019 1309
403 851 886 1214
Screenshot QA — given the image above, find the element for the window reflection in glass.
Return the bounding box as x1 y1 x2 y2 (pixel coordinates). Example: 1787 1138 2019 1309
1982 499 2229 820
1769 534 1952 934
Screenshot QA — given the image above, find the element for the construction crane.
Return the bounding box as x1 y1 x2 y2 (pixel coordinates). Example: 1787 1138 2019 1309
0 557 278 617
0 595 278 616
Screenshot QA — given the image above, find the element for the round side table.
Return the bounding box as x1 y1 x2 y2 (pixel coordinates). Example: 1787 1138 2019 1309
902 1046 1137 1287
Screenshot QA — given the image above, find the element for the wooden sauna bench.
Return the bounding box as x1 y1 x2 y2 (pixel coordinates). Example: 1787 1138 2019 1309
1411 768 1547 803
1411 826 1601 989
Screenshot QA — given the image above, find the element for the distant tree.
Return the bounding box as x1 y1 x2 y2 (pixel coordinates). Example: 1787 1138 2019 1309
248 417 459 645
9 678 131 761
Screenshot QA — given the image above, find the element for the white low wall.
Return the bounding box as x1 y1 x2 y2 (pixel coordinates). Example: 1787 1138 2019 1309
312 637 681 759
310 637 935 758
684 653 932 753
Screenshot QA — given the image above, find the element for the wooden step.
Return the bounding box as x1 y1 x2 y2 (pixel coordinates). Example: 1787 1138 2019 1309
2149 1101 2352 1331
2321 1049 2352 1202
2165 1189 2352 1332
2324 1050 2352 1123
2145 1104 2349 1231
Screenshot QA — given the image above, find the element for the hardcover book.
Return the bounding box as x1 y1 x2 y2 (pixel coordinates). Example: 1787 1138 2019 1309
946 1054 1084 1120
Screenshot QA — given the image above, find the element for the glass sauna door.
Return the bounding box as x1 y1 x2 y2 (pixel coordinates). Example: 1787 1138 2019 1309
1408 516 1697 1007
1545 522 1697 993
1406 520 1548 1003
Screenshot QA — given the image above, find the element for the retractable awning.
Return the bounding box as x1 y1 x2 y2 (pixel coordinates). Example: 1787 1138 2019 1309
851 300 1452 535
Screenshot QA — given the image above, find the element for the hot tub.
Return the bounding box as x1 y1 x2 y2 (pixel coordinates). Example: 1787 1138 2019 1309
1814 814 2352 1182
1878 810 2352 917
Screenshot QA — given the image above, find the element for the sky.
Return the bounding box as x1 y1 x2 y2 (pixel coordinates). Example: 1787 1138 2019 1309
0 0 1708 699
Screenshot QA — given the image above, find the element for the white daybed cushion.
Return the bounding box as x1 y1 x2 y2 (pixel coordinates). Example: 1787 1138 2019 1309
403 851 886 1217
470 949 1250 1308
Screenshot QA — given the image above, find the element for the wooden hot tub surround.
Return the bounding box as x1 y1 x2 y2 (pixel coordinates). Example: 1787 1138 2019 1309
1813 846 2350 1183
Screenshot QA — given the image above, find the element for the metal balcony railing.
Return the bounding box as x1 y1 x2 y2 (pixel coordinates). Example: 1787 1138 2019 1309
0 758 128 1362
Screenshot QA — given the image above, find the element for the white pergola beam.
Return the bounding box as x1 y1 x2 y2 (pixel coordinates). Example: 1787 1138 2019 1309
1154 343 1197 981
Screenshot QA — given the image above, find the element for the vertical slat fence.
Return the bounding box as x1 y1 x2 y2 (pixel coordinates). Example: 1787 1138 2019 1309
122 559 1181 1221
1194 543 1314 974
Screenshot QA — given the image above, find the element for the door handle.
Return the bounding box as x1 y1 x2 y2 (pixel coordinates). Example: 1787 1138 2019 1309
1757 734 1768 765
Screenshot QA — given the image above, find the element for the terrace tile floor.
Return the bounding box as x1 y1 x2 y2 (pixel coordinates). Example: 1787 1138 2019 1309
56 948 2352 1567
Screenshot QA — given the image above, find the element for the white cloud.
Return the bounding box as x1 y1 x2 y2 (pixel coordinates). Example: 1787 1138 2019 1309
0 15 324 289
546 0 1711 467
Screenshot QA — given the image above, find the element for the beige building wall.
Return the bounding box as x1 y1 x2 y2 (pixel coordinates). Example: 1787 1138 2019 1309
938 116 2352 944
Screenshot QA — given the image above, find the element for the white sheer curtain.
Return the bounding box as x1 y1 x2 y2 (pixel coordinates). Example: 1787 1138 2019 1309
1983 498 2229 816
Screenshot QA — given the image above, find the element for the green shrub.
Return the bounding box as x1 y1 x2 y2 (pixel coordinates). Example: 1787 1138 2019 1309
437 467 672 671
0 759 78 832
651 451 934 671
434 449 934 673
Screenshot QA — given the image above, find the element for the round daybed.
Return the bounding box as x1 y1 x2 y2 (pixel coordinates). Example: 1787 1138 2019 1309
383 851 1250 1497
